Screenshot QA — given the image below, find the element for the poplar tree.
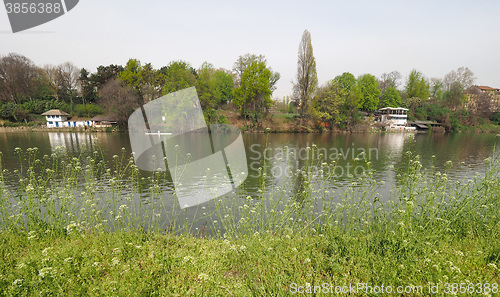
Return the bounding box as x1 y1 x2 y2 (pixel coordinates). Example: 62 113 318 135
293 30 318 118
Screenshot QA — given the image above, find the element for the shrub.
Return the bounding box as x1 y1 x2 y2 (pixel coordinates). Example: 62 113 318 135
74 104 104 117
2 121 20 127
44 100 70 113
490 113 500 125
413 106 427 120
22 101 48 114
218 114 229 125
0 103 16 120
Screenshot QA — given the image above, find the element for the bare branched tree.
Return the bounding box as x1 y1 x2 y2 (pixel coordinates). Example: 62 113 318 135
43 62 80 102
99 79 140 126
0 53 39 103
379 70 402 93
443 67 476 91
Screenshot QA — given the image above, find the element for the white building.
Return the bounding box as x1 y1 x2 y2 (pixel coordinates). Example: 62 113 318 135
378 107 416 131
41 109 94 128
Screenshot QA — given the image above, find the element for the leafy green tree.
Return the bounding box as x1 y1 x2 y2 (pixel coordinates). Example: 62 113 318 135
405 69 430 101
430 78 444 102
119 59 142 92
333 72 362 127
79 64 123 104
194 63 235 123
312 81 347 129
90 65 123 88
233 60 278 127
140 63 163 103
117 60 165 103
79 68 97 104
213 70 234 105
357 74 380 111
233 54 266 81
233 54 279 91
195 62 221 123
196 62 218 111
379 87 401 108
159 61 197 95
292 29 318 118
334 72 356 91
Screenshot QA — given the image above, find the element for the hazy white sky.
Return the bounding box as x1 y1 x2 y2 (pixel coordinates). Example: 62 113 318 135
1 0 499 99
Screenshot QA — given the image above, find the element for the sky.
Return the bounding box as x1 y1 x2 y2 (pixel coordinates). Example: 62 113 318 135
1 0 499 99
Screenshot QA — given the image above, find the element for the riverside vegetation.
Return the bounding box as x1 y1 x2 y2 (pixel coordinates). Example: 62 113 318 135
0 136 499 296
2 49 500 133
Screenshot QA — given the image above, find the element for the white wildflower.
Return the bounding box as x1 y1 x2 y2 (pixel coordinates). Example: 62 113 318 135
41 247 53 256
38 267 56 279
12 279 23 286
198 273 209 281
487 263 498 270
183 256 194 263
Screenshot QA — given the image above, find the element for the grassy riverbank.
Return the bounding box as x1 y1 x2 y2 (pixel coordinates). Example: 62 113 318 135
0 143 499 295
1 225 498 296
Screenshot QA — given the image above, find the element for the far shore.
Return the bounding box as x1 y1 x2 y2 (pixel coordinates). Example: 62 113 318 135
0 125 414 134
0 122 497 134
0 126 117 133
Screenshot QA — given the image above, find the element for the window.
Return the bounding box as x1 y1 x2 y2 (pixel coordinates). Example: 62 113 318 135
48 122 53 124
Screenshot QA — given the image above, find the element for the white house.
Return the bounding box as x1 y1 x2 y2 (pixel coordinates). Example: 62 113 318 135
41 109 94 128
378 107 416 131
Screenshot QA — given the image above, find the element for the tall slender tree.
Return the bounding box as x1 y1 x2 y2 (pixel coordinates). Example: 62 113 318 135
293 30 318 118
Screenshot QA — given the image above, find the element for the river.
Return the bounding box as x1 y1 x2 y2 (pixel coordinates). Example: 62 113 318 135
0 131 498 233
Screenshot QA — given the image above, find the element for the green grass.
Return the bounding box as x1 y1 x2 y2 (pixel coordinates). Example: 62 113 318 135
0 228 498 296
0 139 499 296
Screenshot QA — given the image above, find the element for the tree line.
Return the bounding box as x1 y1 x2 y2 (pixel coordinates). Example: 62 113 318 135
292 30 497 132
0 52 279 127
0 30 498 131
